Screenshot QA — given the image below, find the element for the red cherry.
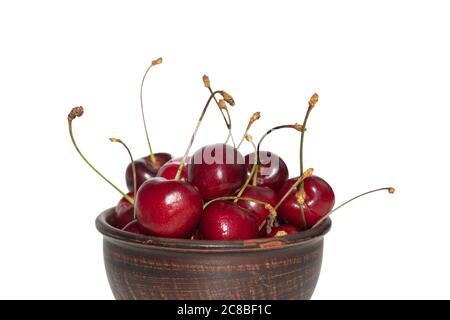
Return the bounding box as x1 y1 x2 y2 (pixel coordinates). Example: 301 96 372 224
191 229 202 240
156 157 188 181
125 153 172 191
200 201 259 240
267 224 301 237
123 220 143 234
188 143 246 200
244 151 289 191
136 178 203 238
237 185 277 235
114 191 135 229
277 175 335 228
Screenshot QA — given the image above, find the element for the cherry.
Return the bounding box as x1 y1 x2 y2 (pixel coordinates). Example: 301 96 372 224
237 185 277 235
136 178 203 238
114 191 135 229
267 224 300 237
200 201 259 240
156 157 189 181
244 151 289 191
277 175 335 228
125 153 172 191
188 143 246 200
191 229 202 240
123 220 143 234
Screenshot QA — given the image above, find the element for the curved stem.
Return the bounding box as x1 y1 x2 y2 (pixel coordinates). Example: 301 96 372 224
110 138 137 218
140 59 162 163
299 109 312 176
256 124 303 167
274 168 314 210
68 120 133 204
122 219 138 231
298 110 313 229
237 112 261 150
311 187 395 229
234 137 257 202
207 86 235 147
175 90 223 180
298 94 318 229
204 196 275 210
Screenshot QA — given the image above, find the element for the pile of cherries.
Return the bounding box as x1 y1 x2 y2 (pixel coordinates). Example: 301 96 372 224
68 57 393 241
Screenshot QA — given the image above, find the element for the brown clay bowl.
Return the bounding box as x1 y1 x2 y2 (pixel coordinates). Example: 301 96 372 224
96 207 331 300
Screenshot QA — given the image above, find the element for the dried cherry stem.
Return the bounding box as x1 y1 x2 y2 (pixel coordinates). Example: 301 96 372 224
110 138 137 218
297 93 319 229
203 75 236 147
67 107 133 204
234 135 257 203
253 123 305 187
237 112 261 149
274 168 314 210
311 187 395 229
175 90 235 180
140 57 162 164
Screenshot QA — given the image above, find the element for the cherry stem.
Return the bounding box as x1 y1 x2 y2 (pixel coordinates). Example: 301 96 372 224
253 124 304 187
140 58 162 164
174 90 225 180
122 219 138 231
237 112 261 149
110 138 137 218
298 94 318 229
274 168 314 210
311 187 395 229
204 196 275 211
234 136 257 202
208 88 236 147
67 112 133 204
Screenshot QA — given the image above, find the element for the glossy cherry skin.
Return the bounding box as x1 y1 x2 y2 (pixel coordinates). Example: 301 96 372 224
136 178 203 239
126 153 172 192
244 151 289 191
267 224 300 237
123 220 143 234
200 201 259 240
114 191 134 229
156 157 188 181
237 185 277 235
277 175 335 229
188 143 246 200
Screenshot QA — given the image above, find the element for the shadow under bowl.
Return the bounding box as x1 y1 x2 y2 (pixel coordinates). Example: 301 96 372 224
96 207 331 300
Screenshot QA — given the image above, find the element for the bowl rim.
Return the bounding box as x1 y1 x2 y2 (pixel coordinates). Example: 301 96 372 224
96 207 332 252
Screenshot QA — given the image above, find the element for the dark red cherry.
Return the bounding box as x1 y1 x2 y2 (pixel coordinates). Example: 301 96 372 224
123 220 143 234
188 143 246 200
136 178 203 239
200 201 259 240
277 175 335 228
267 224 300 237
125 153 172 191
244 151 289 191
191 229 202 240
237 185 277 235
114 191 134 229
156 157 188 181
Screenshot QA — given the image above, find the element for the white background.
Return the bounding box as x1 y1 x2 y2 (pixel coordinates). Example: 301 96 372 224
0 0 449 299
